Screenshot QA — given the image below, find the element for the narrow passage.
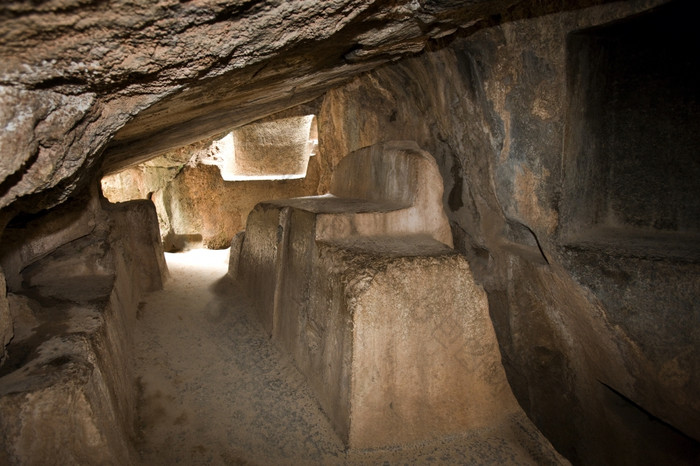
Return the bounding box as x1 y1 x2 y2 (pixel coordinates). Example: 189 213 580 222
133 249 562 465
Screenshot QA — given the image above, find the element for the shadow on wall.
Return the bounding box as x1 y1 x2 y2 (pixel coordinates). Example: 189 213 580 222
308 1 699 464
560 0 700 445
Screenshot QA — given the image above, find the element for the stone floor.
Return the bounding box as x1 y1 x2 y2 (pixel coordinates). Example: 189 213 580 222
133 248 566 465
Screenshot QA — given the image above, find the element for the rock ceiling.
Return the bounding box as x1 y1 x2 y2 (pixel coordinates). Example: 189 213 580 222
0 0 612 216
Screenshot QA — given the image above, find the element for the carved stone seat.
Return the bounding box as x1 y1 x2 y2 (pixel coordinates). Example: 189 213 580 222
232 140 452 333
230 141 522 448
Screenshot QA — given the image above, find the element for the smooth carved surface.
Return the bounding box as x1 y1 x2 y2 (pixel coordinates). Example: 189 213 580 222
321 141 453 246
237 141 455 335
314 2 699 464
227 115 315 180
233 142 548 450
316 240 523 448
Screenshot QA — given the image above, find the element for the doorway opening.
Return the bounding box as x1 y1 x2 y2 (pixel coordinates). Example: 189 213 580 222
100 115 322 251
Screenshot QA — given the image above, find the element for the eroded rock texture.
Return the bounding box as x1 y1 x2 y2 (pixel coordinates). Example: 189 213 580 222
0 186 166 464
1 0 698 464
0 0 520 217
102 117 329 250
0 270 11 366
315 1 699 464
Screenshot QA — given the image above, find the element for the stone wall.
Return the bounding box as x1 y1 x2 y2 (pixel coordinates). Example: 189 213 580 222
102 128 328 251
0 186 166 464
316 0 698 464
157 162 324 250
1 0 697 463
1 0 509 219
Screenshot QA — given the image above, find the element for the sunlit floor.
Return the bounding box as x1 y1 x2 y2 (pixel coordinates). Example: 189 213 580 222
133 248 564 465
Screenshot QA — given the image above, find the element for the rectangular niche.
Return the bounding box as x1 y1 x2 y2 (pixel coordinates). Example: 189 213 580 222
221 115 317 181
561 1 700 254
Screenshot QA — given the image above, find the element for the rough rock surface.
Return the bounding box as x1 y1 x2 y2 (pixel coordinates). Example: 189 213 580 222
102 126 330 250
0 0 522 216
1 0 698 464
0 270 11 366
0 186 166 464
0 298 133 465
314 1 698 464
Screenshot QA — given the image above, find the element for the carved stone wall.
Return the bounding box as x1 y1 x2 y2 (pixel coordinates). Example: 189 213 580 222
315 1 697 464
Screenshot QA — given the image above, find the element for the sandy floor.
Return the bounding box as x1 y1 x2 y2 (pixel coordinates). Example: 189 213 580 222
132 248 565 465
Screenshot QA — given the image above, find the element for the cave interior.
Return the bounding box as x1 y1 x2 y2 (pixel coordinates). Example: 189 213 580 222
0 0 698 464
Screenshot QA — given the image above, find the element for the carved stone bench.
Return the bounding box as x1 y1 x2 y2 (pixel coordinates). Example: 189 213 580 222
230 141 521 448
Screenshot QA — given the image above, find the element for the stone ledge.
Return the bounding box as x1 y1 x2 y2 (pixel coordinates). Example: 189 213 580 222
0 196 165 464
0 294 134 465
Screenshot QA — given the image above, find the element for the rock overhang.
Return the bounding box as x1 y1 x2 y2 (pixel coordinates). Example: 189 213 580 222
1 0 526 215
